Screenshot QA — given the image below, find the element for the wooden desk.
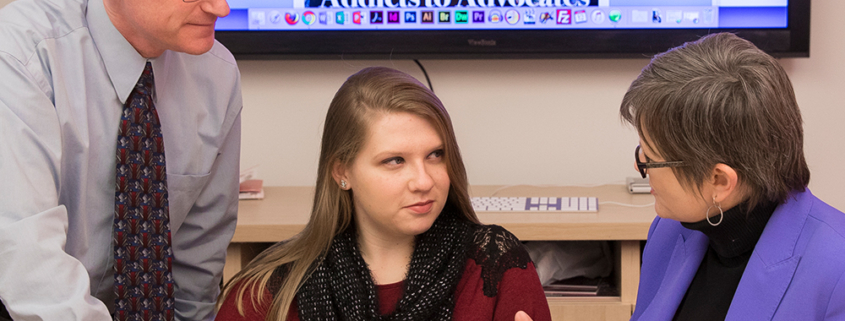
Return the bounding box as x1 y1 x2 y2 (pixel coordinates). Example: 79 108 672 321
227 185 656 321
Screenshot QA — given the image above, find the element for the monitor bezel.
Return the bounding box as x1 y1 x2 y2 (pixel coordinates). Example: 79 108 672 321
215 1 810 59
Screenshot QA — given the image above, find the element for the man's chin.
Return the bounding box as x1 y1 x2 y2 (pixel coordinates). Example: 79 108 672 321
177 37 216 55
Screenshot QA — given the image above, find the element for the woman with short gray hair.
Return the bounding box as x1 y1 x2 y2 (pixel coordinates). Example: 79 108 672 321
624 33 845 321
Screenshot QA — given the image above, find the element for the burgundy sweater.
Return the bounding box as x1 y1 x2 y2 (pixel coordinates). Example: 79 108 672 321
216 259 551 321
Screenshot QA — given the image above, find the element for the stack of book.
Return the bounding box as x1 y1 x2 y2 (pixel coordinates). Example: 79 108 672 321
239 179 264 200
543 276 615 297
239 166 264 200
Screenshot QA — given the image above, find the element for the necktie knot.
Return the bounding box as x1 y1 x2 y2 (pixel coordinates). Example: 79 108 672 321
133 62 155 107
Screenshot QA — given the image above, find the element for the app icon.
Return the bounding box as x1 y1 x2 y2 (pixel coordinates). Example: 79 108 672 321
539 12 553 24
472 11 485 23
303 11 317 25
405 11 417 23
353 11 362 24
591 9 605 24
489 10 502 23
667 10 682 24
250 11 266 26
285 12 299 25
573 9 586 23
704 8 714 24
421 11 434 23
370 11 383 24
523 9 535 25
556 9 571 25
336 11 346 24
318 12 327 24
652 9 662 23
631 10 648 23
505 9 519 25
455 10 468 23
387 11 400 23
609 10 621 23
268 10 281 24
439 11 450 23
684 11 699 24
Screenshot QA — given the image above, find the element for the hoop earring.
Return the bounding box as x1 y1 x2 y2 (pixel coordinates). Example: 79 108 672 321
705 196 724 227
340 180 347 189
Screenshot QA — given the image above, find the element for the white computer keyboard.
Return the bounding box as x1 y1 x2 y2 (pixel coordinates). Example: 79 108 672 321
471 196 598 212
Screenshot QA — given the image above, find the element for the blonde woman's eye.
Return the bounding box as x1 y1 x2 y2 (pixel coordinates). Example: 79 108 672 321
383 157 404 165
428 149 444 159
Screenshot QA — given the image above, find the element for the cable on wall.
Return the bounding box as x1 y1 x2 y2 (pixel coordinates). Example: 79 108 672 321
413 59 434 93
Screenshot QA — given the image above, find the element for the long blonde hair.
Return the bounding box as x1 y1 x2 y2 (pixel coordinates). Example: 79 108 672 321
218 66 480 320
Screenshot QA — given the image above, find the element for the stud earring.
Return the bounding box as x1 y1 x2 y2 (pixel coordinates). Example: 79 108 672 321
340 180 347 189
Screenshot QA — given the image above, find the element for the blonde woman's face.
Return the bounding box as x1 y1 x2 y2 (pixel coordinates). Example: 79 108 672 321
341 112 450 242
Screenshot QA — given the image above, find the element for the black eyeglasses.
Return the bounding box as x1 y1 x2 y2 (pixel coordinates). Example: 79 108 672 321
635 145 685 179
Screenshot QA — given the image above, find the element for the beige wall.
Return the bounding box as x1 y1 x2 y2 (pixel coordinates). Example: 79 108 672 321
2 0 843 210
779 1 845 211
240 2 845 210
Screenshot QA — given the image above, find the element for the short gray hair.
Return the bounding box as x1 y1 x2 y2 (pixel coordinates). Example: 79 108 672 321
620 32 809 211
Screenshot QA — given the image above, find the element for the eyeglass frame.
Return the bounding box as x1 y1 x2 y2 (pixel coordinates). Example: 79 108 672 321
635 145 686 179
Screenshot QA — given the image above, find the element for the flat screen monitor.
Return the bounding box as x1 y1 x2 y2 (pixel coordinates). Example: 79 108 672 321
215 0 809 59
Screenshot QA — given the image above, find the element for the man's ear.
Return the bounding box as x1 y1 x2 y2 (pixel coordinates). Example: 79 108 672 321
331 160 349 189
710 163 740 204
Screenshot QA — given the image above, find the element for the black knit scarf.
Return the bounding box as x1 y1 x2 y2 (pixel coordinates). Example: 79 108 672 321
295 211 473 321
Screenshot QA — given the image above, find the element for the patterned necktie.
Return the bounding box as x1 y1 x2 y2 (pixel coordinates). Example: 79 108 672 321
113 62 175 321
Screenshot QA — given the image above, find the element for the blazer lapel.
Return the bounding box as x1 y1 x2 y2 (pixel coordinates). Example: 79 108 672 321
639 228 709 320
726 190 812 321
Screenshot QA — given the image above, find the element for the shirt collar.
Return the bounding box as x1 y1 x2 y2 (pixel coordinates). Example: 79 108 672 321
86 0 149 104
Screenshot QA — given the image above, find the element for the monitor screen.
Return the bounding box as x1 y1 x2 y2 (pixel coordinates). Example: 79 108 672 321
215 0 809 59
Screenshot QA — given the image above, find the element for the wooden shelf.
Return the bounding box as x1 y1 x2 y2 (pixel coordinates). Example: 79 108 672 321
547 297 633 321
227 185 655 321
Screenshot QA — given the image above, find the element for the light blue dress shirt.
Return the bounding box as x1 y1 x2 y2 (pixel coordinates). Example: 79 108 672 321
0 0 243 319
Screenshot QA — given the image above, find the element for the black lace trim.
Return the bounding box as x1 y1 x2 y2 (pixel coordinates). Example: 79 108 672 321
466 224 533 297
267 264 289 295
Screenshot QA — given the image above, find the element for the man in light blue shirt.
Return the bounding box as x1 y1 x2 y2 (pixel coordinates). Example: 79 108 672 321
0 0 242 318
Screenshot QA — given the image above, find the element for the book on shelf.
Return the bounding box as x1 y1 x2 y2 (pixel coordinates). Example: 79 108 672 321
543 276 614 297
239 179 264 200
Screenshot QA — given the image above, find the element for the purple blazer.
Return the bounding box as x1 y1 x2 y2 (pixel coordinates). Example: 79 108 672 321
632 189 845 321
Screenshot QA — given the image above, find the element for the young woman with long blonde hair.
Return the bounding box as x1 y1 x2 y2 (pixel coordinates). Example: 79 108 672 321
215 67 550 321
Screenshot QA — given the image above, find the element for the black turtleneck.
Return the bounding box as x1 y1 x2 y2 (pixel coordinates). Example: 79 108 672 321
672 200 778 321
